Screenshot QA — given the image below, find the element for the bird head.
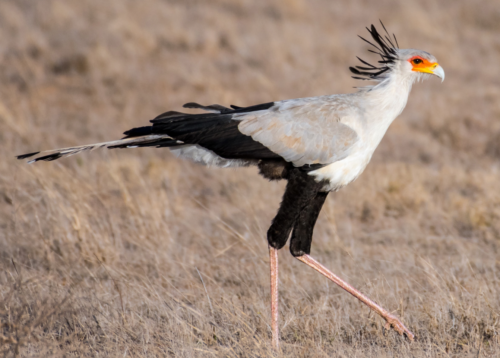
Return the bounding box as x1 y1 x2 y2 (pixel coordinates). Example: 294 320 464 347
395 49 445 82
350 23 445 83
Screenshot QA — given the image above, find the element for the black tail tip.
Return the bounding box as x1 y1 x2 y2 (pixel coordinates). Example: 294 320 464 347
16 151 40 160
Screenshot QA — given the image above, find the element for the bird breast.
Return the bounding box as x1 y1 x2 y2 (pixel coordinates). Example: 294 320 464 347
309 149 372 192
309 108 401 192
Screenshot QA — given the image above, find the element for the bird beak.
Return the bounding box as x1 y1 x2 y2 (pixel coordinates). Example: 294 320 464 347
414 63 445 82
432 65 445 82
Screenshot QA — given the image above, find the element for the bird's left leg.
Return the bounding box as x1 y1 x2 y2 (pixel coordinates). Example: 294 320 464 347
267 168 324 350
269 245 279 350
289 193 415 341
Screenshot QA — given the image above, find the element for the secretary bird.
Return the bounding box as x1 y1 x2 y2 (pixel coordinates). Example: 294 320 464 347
18 23 444 349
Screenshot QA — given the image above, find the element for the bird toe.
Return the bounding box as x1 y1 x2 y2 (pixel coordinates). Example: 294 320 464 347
384 313 415 341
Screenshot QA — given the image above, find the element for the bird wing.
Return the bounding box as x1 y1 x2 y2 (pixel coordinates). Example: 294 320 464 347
237 97 359 167
17 98 359 169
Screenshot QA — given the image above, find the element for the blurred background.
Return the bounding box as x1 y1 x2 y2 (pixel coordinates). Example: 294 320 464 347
1 0 499 356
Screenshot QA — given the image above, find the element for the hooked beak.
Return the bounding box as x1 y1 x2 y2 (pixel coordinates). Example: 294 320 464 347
432 65 445 82
414 63 445 82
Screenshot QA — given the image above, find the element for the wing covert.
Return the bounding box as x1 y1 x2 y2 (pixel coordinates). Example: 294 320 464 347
237 100 359 167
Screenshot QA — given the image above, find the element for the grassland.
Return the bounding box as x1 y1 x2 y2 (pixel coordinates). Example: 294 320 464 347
1 0 500 356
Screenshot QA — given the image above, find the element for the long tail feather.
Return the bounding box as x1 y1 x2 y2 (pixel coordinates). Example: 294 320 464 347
16 134 173 163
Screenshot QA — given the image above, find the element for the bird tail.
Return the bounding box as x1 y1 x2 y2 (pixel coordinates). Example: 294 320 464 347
16 134 175 163
16 101 276 164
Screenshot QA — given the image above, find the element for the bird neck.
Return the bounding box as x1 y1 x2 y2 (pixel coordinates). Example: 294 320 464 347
366 69 415 118
354 69 416 152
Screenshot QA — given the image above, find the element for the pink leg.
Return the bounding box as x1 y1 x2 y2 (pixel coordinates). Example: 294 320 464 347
269 246 280 350
296 255 414 340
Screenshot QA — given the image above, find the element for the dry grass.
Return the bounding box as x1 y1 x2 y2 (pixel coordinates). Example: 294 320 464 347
1 0 500 356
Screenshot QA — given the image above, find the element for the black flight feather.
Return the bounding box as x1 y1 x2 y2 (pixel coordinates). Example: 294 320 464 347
183 102 232 113
123 126 153 138
118 101 279 160
146 101 278 160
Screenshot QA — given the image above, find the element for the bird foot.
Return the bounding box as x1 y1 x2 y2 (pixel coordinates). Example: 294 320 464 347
383 313 414 341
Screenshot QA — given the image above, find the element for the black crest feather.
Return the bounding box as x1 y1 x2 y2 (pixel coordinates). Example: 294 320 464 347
350 21 399 81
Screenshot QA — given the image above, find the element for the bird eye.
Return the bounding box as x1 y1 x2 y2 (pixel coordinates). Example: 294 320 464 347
412 58 423 65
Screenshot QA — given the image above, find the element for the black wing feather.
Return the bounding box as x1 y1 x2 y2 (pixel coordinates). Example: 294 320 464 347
121 101 280 160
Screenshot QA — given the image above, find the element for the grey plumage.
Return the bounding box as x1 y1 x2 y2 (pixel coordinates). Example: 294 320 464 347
237 97 359 167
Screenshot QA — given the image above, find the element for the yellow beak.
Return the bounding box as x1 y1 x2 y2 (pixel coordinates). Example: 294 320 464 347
414 63 445 82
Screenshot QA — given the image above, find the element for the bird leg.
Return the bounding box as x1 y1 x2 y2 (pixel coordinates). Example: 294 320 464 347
295 255 415 341
289 191 329 257
289 191 414 340
267 169 325 251
267 168 326 350
269 246 279 350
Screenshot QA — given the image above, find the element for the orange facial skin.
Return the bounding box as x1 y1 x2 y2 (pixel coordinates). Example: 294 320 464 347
408 56 439 75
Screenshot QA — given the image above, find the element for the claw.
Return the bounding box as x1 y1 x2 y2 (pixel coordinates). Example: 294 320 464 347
384 313 415 341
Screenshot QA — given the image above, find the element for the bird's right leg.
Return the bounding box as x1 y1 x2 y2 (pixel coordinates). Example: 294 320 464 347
289 194 415 341
295 255 415 340
267 169 324 350
267 169 322 250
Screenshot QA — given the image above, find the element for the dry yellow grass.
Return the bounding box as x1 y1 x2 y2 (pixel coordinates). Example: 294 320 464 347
2 0 500 356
